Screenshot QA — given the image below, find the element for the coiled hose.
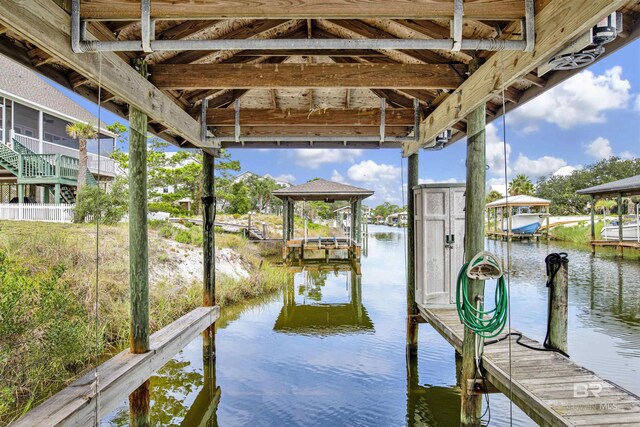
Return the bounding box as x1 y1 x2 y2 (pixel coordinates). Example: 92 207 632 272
455 255 509 339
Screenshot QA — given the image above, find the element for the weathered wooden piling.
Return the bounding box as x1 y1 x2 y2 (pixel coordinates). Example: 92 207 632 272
128 61 149 355
128 380 150 427
407 152 419 356
128 61 150 427
461 58 485 427
548 256 568 353
202 151 215 307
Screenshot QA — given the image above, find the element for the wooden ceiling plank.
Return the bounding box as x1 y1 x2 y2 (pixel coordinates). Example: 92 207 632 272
0 0 202 148
79 1 526 21
207 108 416 126
404 0 627 156
148 63 464 89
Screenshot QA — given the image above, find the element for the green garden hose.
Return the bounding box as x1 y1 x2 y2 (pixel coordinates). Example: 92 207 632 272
455 254 508 339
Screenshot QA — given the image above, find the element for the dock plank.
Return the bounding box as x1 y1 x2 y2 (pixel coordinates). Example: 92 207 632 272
12 306 220 427
418 306 640 427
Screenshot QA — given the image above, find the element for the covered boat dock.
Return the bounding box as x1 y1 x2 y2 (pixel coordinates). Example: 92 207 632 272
577 174 640 255
486 194 550 241
273 179 373 264
2 0 640 426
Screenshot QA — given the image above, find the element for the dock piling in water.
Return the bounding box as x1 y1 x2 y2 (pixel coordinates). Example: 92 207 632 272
547 254 568 354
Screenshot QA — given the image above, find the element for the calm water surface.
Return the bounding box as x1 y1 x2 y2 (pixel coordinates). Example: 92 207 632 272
104 225 640 426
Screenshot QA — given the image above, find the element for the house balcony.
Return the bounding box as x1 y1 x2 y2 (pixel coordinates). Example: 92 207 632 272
12 133 116 178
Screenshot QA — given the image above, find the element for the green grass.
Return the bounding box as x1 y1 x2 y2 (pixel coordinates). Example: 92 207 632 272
0 220 291 424
548 222 604 244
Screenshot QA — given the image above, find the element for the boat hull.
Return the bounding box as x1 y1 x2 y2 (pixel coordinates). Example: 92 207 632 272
600 223 640 241
503 213 546 234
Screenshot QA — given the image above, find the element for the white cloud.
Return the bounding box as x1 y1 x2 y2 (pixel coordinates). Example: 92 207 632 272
553 165 580 177
292 149 363 169
511 66 631 129
344 160 402 205
330 169 346 183
266 173 295 183
635 95 640 112
513 154 567 177
585 137 614 159
485 123 511 177
620 151 637 160
419 178 458 184
347 160 400 183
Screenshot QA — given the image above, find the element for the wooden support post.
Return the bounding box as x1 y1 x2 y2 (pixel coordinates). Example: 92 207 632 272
288 199 295 239
350 200 357 242
548 256 568 354
461 58 485 427
354 199 362 244
129 381 150 427
407 152 419 356
202 151 215 307
54 183 61 204
590 196 596 253
282 199 288 244
129 61 150 355
617 194 623 255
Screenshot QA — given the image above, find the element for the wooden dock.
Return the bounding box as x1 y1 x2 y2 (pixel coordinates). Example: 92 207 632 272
284 237 361 262
486 230 543 241
419 306 640 427
591 240 640 255
12 307 220 427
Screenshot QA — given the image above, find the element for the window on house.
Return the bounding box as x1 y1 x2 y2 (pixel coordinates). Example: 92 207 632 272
14 102 39 139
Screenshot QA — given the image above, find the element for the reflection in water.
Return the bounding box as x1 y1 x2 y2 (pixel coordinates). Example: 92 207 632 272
103 226 640 426
406 356 460 427
274 266 373 335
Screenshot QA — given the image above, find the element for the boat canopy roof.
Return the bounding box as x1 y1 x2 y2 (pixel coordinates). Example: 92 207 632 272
576 175 640 198
486 194 550 209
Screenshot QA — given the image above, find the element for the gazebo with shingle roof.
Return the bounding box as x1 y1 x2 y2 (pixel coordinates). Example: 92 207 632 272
273 179 373 245
577 175 640 251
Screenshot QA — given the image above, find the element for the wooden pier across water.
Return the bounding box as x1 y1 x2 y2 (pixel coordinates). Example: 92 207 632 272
419 307 640 427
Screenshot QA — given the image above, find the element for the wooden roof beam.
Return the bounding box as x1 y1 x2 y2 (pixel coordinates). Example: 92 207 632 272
404 0 628 156
79 1 526 20
211 126 410 137
207 108 416 126
148 63 465 89
0 0 203 148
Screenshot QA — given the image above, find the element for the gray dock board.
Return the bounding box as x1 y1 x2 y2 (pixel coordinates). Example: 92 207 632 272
419 306 640 427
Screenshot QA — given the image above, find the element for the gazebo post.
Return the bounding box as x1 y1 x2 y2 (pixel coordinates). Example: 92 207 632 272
590 196 596 253
282 199 288 244
617 194 623 255
288 198 295 240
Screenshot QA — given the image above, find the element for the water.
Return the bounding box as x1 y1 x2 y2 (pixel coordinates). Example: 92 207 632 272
103 225 640 426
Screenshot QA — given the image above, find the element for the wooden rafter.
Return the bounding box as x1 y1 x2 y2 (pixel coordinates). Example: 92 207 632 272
404 0 629 155
148 63 465 89
0 0 204 149
207 108 415 126
79 0 527 20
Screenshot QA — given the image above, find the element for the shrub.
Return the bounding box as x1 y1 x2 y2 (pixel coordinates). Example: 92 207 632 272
148 202 185 217
74 186 127 225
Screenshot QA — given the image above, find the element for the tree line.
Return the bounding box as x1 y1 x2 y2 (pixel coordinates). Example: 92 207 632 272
485 157 640 215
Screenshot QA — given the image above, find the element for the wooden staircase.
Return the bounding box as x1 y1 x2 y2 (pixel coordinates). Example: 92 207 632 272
0 140 98 204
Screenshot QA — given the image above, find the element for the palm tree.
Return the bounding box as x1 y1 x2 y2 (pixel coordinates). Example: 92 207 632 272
485 190 503 204
595 199 616 215
66 122 97 190
508 174 535 196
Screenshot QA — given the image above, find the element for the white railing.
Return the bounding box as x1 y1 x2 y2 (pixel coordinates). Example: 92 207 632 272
0 203 76 223
13 133 116 176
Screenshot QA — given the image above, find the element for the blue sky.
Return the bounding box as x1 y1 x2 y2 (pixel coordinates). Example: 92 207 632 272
48 40 640 206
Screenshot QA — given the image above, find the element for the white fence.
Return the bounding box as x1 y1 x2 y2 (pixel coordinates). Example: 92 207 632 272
0 203 76 223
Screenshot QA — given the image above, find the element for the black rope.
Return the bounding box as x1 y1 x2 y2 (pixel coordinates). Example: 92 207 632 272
486 253 570 358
